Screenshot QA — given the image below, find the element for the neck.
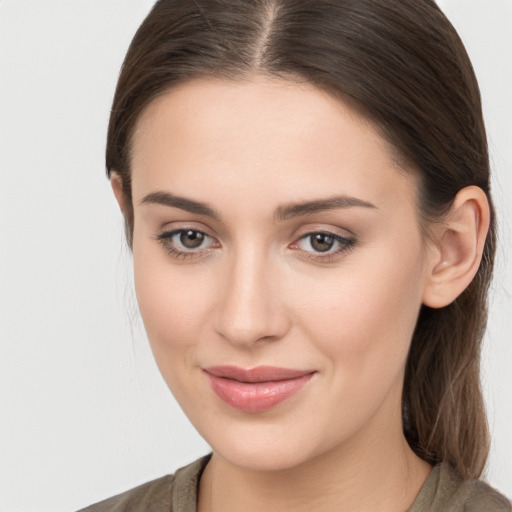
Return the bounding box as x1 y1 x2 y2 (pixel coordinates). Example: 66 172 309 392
198 418 431 512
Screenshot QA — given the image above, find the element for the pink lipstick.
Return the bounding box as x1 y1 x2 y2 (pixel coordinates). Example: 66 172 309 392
203 366 315 413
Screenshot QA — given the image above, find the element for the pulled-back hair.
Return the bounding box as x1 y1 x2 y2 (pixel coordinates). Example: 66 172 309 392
106 0 495 479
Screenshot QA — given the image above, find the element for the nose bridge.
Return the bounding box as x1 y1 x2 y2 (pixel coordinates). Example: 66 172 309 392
214 241 288 347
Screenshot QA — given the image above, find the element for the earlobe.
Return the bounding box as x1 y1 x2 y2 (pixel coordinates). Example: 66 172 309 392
110 172 127 213
422 186 490 309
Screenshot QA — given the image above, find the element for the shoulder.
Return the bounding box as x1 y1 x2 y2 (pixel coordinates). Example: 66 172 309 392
76 455 211 512
458 478 512 512
411 462 511 512
76 474 175 512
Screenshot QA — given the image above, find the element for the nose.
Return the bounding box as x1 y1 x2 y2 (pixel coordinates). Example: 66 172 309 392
213 247 290 348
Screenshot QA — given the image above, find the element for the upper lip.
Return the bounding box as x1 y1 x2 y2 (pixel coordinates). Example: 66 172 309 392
203 366 315 383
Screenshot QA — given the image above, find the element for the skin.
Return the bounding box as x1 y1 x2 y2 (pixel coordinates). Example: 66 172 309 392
113 77 490 512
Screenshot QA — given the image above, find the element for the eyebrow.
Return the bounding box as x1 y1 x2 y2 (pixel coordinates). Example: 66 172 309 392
141 191 220 219
274 196 377 221
141 191 376 221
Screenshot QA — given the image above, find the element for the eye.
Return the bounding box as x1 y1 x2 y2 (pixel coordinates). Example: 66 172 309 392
175 229 207 249
156 228 218 259
292 231 356 261
302 233 337 253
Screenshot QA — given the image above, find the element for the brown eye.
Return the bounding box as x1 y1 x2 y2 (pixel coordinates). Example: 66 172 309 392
310 233 335 253
293 231 356 260
157 228 217 258
180 230 205 249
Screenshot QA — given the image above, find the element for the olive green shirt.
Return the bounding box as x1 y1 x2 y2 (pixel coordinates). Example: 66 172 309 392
78 455 511 512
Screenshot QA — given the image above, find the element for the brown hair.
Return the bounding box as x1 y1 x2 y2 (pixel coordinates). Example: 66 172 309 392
106 0 495 479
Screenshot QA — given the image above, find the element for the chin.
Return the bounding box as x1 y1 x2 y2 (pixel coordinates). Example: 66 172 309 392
195 416 337 473
214 439 315 472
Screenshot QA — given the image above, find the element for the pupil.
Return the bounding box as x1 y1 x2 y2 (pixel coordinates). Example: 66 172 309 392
311 233 334 252
180 230 204 249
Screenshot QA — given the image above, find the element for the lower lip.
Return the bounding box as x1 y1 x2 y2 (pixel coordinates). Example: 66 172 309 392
205 372 314 413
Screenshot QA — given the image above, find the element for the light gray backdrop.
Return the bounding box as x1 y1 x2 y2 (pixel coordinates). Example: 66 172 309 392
0 1 510 511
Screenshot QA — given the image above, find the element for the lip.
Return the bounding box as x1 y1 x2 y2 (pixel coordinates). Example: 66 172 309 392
203 366 316 413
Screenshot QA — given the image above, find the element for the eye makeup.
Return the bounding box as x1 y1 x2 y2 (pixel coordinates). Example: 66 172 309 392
291 232 356 263
156 228 219 261
155 226 357 263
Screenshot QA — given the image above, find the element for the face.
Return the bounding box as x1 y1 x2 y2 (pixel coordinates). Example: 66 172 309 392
128 78 433 471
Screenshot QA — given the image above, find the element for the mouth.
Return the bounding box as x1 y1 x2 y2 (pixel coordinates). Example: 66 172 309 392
203 366 316 413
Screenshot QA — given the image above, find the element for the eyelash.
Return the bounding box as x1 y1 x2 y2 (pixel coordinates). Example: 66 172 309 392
156 228 356 262
156 229 218 261
291 232 356 262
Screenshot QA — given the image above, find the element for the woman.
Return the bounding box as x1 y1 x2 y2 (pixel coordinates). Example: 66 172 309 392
80 0 511 510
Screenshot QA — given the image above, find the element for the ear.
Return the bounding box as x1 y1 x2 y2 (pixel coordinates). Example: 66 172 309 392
110 172 127 213
422 186 490 308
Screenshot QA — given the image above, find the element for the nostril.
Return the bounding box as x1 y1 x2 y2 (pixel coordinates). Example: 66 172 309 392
214 304 290 348
213 257 291 347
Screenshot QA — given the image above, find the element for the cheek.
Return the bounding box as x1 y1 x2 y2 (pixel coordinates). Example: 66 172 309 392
294 245 426 375
133 258 218 416
132 240 210 362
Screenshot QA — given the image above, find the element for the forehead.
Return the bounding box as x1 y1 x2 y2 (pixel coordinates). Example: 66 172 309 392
130 77 417 213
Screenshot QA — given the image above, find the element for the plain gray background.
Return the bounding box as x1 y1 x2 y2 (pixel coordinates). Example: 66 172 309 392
0 1 510 511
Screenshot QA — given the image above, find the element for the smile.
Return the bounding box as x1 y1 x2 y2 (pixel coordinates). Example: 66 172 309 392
203 366 316 413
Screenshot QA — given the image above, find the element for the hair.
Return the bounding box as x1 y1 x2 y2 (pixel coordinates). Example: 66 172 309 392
106 0 495 479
